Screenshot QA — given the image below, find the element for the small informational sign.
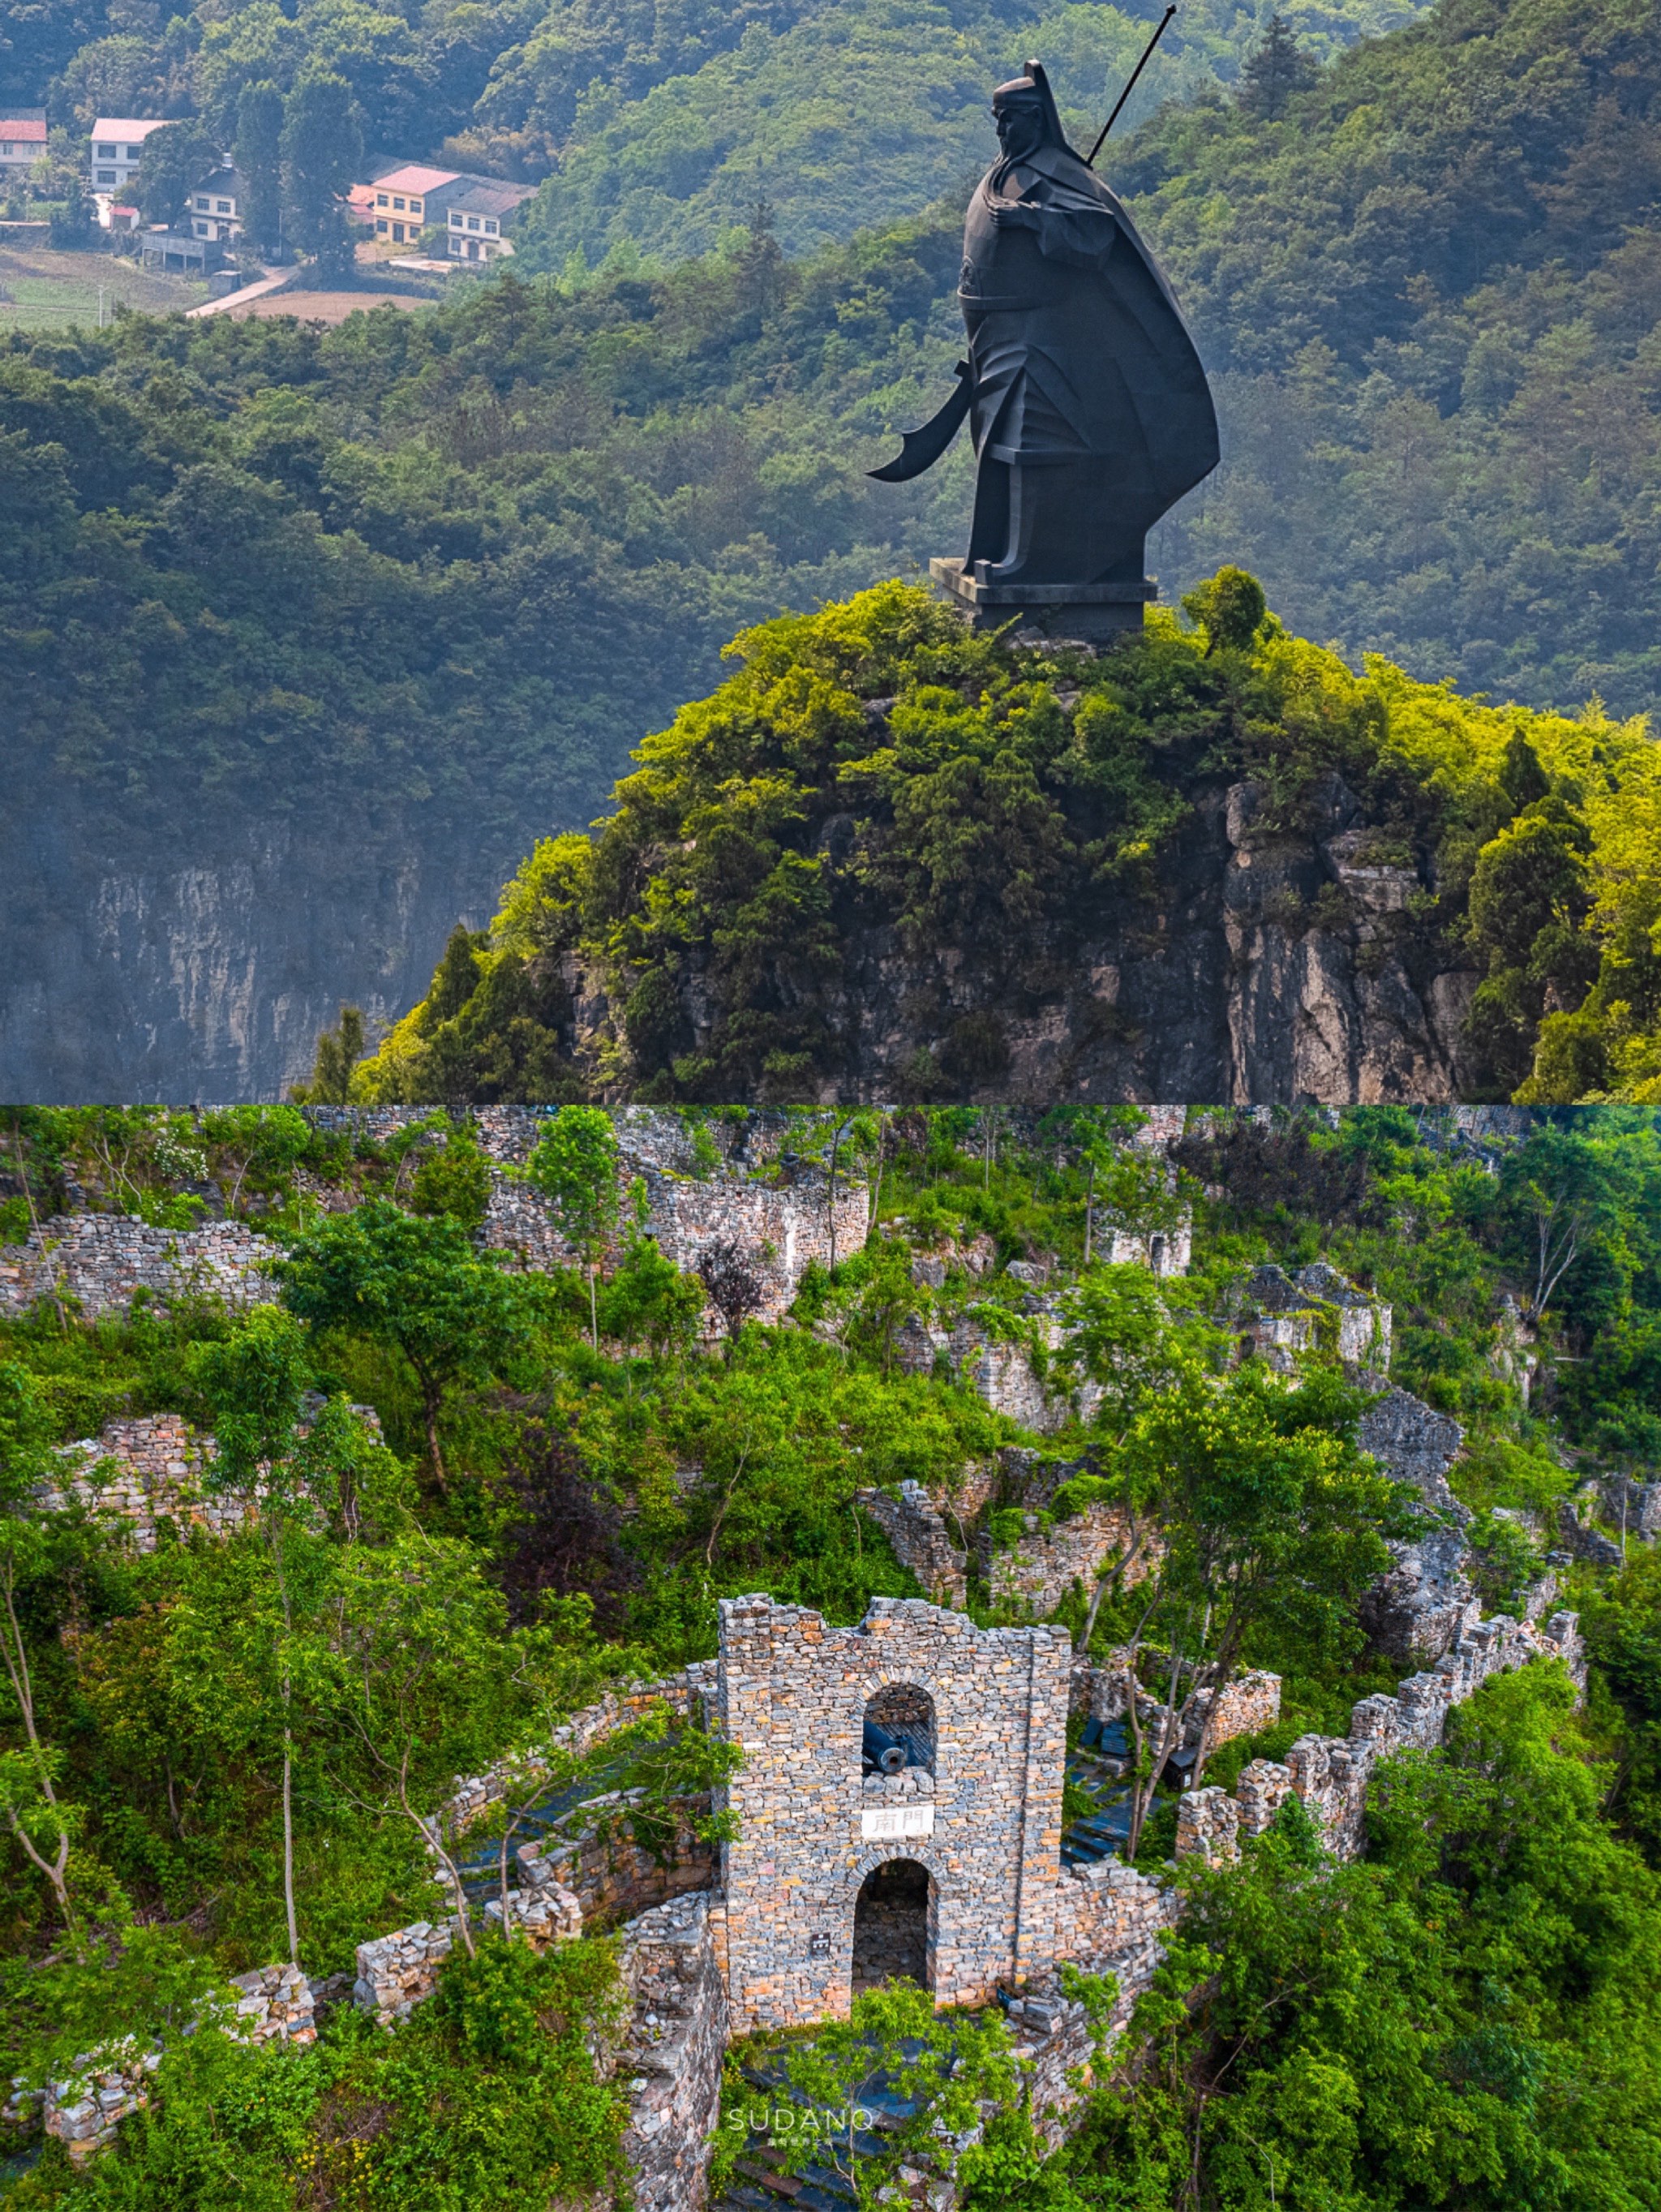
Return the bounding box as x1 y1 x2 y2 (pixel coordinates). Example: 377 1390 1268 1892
860 1804 935 1841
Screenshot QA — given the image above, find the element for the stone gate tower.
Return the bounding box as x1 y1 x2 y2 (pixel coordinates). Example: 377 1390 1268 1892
714 1594 1071 2034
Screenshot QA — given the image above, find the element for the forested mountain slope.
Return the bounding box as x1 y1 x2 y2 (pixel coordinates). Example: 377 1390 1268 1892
2 0 1657 1099
503 0 1426 265
2 1104 1661 2204
9 0 1426 234
1127 0 1661 722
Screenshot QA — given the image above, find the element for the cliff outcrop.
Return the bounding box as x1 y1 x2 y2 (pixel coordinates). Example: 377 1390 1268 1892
353 582 1599 1109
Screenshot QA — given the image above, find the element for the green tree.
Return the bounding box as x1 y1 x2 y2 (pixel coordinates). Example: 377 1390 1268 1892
133 118 220 228
200 1102 311 1213
1238 14 1319 118
0 1364 80 1946
324 1531 521 1956
279 1196 524 1486
191 1308 340 1965
1110 1365 1414 1845
1181 563 1268 651
281 69 360 278
528 1106 620 1349
294 1003 365 1104
234 79 284 257
409 1127 494 1230
1059 1658 1661 2209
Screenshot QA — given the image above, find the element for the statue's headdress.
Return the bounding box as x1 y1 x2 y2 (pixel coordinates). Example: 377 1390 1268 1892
991 58 1068 149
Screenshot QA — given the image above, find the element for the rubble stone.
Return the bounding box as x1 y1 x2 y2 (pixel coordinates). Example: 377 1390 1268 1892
0 1214 278 1321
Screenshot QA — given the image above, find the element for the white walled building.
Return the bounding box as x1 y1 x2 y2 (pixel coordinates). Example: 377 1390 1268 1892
90 118 169 191
445 178 532 262
187 165 244 243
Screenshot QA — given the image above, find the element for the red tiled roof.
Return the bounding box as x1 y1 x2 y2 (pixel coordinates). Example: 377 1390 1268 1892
0 118 47 142
369 164 460 196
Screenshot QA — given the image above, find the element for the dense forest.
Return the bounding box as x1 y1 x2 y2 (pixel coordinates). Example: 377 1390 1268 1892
6 0 1428 234
2 1103 1660 2206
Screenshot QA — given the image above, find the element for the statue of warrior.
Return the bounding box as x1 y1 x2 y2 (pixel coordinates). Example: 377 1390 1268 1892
873 59 1218 593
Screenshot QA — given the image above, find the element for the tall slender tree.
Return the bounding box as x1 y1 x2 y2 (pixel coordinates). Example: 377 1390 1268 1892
234 81 284 257
1238 14 1317 119
528 1107 620 1350
281 71 361 277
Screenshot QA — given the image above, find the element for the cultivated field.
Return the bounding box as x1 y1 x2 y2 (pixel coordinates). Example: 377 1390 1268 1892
0 240 209 329
225 286 432 324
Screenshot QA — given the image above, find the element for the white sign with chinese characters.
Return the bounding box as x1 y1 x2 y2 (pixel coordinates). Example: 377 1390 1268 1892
860 1804 934 1841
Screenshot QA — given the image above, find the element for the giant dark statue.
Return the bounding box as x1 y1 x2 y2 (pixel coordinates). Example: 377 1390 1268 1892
873 59 1218 638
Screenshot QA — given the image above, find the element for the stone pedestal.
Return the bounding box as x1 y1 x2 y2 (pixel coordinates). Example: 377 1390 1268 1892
930 556 1155 643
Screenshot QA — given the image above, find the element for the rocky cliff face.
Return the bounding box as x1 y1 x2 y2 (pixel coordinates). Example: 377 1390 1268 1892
0 797 504 1103
561 770 1476 1104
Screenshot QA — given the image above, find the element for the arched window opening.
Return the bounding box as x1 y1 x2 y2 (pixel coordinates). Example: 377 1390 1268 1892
852 1858 931 1995
862 1684 935 1776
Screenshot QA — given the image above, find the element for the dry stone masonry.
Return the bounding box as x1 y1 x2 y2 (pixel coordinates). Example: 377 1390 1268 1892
1236 1262 1390 1372
715 1595 1071 2032
0 1213 279 1321
227 1964 318 2047
1071 1655 1281 1753
856 1483 969 1609
36 1404 383 1551
618 1893 728 2212
40 1415 242 1547
1174 1606 1584 1866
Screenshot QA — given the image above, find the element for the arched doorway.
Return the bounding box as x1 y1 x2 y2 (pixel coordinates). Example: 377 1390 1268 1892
852 1858 931 1996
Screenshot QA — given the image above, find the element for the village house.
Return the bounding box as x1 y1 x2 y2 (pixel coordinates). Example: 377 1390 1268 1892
0 110 46 181
187 165 244 245
362 162 457 246
444 178 533 261
89 118 169 191
358 161 531 252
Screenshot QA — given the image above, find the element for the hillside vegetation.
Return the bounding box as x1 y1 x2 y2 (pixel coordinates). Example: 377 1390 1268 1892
344 579 1659 1106
8 0 1426 226
2 1104 1660 2205
4 0 1655 823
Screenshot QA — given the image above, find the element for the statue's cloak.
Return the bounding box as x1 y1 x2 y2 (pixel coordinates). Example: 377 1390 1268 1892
960 140 1218 505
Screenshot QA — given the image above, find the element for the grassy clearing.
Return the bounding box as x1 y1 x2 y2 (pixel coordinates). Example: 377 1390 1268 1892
0 241 208 329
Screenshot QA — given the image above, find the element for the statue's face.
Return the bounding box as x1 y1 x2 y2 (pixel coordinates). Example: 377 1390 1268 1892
993 95 1045 161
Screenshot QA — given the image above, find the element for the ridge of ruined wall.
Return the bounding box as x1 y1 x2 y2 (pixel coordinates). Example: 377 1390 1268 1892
441 1664 715 1836
0 1214 279 1321
10 1966 320 2165
1236 1261 1391 1372
856 1483 968 1609
1173 1605 1584 1867
36 1403 384 1551
1354 1385 1479 1669
41 1415 238 1546
1070 1656 1281 1753
985 1499 1140 1616
2 1109 866 1334
619 1892 727 2212
303 1106 869 1323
